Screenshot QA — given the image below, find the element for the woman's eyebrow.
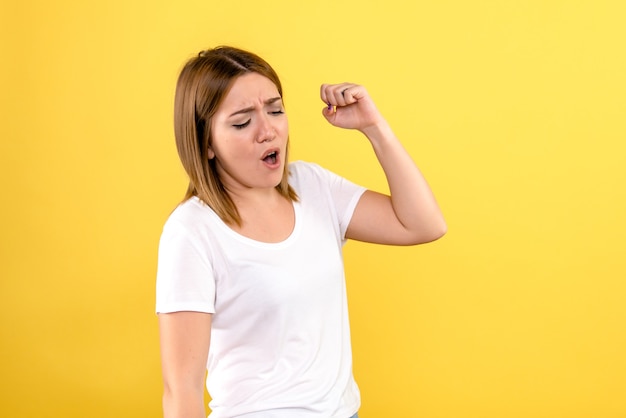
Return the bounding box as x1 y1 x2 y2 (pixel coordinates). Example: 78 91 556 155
229 97 282 117
265 97 282 105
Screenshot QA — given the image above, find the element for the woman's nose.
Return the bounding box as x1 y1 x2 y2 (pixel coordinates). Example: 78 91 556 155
256 115 275 143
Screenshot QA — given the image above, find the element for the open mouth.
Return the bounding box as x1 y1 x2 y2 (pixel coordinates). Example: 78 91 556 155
262 150 278 165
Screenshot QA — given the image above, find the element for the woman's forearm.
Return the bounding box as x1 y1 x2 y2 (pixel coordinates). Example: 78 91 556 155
362 121 447 240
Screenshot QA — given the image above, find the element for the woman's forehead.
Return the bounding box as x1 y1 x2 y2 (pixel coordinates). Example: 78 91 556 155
222 73 280 105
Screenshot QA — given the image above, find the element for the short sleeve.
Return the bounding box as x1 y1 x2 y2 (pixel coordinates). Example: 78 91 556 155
155 218 216 314
322 167 367 239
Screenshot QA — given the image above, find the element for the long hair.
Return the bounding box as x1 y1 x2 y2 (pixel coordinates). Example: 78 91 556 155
173 46 297 226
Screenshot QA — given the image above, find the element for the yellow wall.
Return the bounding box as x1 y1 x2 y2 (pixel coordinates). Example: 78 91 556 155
1 1 625 417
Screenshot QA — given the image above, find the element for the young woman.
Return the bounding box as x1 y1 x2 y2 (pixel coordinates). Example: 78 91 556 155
156 46 446 418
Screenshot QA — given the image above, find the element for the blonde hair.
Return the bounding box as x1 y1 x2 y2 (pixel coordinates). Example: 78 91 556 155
173 46 297 225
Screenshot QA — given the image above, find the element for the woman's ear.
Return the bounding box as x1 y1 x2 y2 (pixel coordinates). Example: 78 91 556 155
207 147 215 159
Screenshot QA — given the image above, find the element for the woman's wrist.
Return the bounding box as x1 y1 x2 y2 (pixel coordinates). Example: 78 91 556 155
361 120 396 148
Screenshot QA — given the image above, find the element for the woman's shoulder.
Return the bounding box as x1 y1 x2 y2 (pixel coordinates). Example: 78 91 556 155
288 160 332 184
162 197 217 235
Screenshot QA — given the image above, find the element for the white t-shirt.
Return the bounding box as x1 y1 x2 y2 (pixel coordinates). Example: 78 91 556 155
156 161 366 418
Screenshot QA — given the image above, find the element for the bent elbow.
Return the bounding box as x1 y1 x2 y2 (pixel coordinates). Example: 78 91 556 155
408 218 447 246
432 221 447 241
424 224 447 244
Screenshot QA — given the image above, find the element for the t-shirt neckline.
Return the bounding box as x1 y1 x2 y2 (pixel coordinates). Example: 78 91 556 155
191 196 301 248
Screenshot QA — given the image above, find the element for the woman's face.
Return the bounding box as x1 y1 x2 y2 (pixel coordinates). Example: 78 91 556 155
209 72 288 195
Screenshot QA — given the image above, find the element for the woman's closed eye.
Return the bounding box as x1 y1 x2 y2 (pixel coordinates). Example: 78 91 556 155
233 119 251 129
232 110 283 129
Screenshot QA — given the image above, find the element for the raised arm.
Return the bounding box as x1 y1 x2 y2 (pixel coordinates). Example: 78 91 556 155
159 311 212 418
321 83 447 245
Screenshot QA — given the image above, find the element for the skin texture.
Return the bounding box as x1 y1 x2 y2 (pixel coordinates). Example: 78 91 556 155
159 74 446 418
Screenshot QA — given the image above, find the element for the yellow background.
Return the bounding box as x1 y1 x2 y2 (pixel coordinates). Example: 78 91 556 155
1 0 625 417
